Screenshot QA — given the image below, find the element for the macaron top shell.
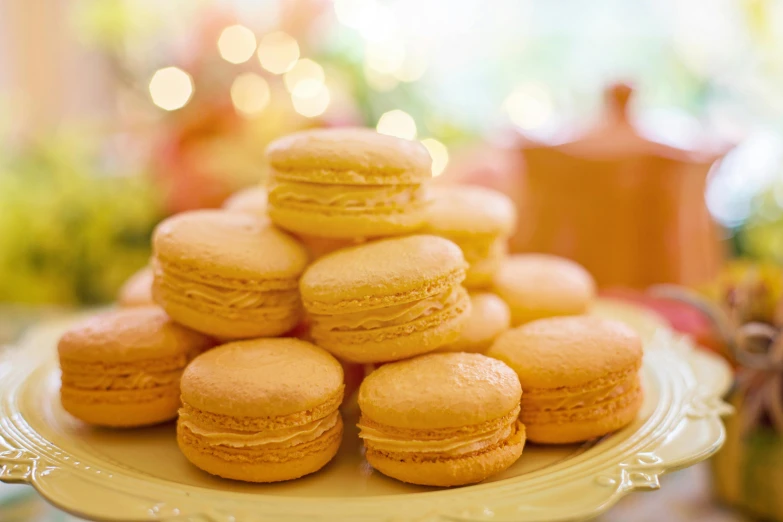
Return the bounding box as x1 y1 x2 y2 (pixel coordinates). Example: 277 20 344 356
440 292 510 352
300 235 466 314
426 185 517 237
493 254 596 309
181 338 344 418
266 128 432 185
153 210 308 281
58 307 212 363
488 316 643 389
222 186 268 216
118 266 154 307
359 352 521 430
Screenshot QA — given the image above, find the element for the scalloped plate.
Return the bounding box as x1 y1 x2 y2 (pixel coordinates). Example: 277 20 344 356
0 300 732 522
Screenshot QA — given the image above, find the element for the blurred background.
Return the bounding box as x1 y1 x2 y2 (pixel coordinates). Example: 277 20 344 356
1 0 783 520
1 0 783 310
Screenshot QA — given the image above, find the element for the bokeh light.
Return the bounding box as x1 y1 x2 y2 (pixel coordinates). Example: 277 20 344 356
148 67 193 111
334 0 398 43
292 84 330 118
365 40 405 74
504 84 553 131
364 63 399 92
217 25 257 64
284 59 325 95
394 53 428 82
230 73 271 117
334 0 378 29
257 31 300 74
357 5 398 43
376 110 417 140
421 138 449 177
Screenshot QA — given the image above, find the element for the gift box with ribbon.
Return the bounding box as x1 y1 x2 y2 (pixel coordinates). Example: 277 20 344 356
655 263 783 520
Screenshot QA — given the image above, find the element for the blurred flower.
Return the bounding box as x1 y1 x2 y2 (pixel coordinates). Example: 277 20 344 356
707 261 783 327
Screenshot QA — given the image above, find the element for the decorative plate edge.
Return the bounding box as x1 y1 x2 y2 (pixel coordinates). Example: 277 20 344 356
0 311 735 522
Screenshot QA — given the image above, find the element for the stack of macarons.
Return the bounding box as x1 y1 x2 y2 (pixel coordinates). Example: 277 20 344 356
59 127 643 489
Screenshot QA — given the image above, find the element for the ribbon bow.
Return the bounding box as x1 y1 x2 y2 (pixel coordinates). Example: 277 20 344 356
651 283 783 435
734 323 783 435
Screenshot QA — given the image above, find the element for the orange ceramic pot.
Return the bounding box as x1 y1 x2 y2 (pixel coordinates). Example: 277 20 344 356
516 85 727 289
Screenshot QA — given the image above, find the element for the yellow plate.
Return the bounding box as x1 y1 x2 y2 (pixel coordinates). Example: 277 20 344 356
0 300 732 522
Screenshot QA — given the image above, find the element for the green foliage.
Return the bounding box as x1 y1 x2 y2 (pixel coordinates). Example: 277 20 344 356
0 133 162 305
737 183 783 264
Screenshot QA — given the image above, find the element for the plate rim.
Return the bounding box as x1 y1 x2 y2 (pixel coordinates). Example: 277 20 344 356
0 302 734 522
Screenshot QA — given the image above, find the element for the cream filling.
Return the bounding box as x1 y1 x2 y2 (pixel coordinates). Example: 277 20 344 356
358 417 516 456
312 287 459 332
63 370 181 391
269 181 428 209
523 373 639 412
179 410 339 448
156 263 297 312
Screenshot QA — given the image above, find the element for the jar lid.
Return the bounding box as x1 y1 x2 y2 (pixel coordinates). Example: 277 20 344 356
526 84 726 163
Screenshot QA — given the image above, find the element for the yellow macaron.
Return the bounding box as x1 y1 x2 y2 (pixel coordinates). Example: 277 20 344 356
58 307 213 428
177 338 344 482
266 128 433 239
488 316 643 444
425 185 516 288
358 352 525 486
118 266 154 308
222 186 268 218
300 235 471 363
492 253 596 326
438 292 511 353
152 210 308 340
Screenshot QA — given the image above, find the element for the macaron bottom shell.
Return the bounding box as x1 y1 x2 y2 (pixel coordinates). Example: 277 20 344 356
524 385 643 444
365 422 526 487
177 416 344 483
61 386 181 428
153 288 301 340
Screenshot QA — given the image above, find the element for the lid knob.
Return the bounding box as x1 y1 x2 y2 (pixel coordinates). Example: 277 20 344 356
606 83 633 123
